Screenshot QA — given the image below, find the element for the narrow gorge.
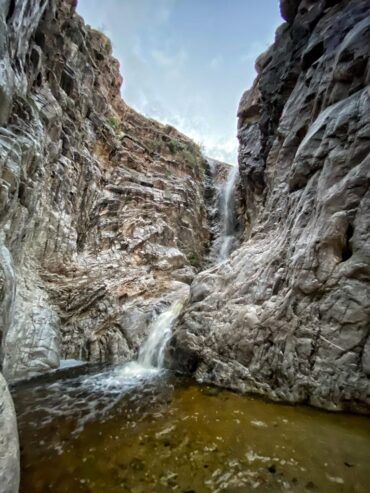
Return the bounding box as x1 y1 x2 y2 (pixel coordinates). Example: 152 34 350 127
0 0 370 492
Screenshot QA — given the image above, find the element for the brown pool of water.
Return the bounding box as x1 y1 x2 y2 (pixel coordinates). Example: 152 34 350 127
11 364 370 493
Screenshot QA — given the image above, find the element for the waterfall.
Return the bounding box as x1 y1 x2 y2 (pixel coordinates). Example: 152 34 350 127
134 299 185 370
206 157 216 177
208 164 238 263
218 165 238 260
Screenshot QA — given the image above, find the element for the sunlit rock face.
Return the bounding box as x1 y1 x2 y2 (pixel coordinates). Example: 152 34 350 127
170 0 370 413
0 0 211 382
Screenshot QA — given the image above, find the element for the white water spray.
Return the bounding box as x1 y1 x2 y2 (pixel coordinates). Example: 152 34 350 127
138 299 184 369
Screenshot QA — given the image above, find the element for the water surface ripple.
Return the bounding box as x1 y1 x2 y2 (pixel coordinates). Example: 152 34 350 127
12 364 370 493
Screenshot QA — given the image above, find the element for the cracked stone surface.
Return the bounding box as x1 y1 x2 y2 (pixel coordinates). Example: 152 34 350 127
169 0 370 413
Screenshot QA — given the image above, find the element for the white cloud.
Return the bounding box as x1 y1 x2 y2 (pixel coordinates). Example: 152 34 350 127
209 55 223 70
136 101 238 164
151 49 173 67
151 48 188 73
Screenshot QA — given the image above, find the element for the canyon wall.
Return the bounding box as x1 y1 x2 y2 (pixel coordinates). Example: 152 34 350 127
1 0 370 489
170 0 370 413
0 1 217 486
0 0 212 385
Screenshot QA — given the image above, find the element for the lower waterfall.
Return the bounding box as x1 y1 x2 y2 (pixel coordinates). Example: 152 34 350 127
119 298 186 379
137 299 185 369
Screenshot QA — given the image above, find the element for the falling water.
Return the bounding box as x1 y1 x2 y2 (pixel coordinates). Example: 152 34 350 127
137 298 185 369
217 165 238 261
206 157 216 178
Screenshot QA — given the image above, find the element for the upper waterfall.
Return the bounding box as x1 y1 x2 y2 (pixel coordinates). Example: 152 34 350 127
218 165 238 261
208 164 239 263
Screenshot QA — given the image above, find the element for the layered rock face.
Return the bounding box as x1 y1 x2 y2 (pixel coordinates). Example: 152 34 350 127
0 0 211 384
170 0 370 413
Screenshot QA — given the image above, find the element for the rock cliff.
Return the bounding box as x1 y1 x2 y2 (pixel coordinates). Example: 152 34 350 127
0 1 217 486
0 0 212 384
1 0 370 490
170 0 370 413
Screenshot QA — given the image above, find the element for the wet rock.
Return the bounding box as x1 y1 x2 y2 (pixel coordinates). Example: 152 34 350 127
344 461 355 468
305 480 318 490
129 458 145 471
200 385 221 396
190 282 212 303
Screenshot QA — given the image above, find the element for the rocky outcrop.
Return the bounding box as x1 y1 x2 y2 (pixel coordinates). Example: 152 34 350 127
0 374 19 493
0 0 212 383
170 0 370 413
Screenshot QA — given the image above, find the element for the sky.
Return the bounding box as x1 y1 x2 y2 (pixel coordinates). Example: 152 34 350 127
77 0 282 164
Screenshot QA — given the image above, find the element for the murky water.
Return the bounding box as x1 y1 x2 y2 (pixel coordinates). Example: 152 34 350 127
12 364 370 493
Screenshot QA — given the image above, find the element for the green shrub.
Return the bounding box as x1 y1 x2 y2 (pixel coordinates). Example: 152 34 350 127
147 139 162 153
107 115 120 131
168 138 180 155
181 149 198 169
188 252 200 267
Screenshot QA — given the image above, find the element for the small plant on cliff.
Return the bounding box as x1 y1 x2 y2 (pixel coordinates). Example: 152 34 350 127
107 114 120 131
147 139 162 153
168 138 181 155
181 148 199 169
188 252 200 268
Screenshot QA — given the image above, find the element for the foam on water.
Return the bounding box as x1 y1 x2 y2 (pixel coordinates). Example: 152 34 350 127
13 362 163 433
119 361 161 378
